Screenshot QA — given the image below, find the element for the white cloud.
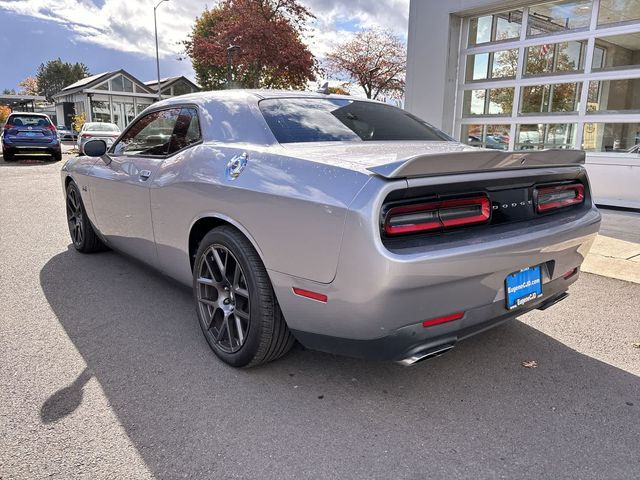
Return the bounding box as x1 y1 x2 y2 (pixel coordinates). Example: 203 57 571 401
0 0 409 61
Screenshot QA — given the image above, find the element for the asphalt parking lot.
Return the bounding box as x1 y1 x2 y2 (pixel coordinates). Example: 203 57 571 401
1 152 639 480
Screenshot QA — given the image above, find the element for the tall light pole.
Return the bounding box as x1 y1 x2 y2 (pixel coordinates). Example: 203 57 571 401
226 44 240 89
154 0 169 101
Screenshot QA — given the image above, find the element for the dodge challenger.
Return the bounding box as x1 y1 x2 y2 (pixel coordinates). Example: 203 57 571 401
61 90 601 367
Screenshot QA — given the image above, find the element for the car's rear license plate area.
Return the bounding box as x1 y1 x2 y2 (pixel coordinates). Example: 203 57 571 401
505 266 542 310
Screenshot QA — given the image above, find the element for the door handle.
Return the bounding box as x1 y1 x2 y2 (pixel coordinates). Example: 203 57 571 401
139 170 151 181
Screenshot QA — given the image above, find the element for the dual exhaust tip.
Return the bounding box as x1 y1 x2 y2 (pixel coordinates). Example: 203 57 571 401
396 343 455 366
397 291 570 366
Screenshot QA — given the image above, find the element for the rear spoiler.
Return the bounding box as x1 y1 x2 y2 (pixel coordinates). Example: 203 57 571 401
366 149 586 179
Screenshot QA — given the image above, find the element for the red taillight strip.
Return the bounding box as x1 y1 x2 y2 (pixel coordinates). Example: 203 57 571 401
292 287 328 303
422 312 464 328
384 196 490 236
535 183 584 212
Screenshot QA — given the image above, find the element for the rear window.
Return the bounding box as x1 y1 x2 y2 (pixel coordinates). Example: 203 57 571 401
85 123 120 132
259 98 452 144
7 115 51 127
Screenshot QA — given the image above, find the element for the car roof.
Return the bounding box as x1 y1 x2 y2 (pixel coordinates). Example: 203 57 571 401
150 89 377 110
9 112 49 117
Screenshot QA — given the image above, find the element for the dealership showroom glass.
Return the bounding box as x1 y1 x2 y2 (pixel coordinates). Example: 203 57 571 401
406 0 640 209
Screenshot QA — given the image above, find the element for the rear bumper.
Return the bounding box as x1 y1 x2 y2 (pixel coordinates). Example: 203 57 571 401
2 140 60 156
270 198 600 360
291 274 574 363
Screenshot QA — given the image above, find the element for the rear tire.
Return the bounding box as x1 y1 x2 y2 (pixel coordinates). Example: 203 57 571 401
66 181 106 253
193 226 295 367
3 152 15 162
52 151 62 162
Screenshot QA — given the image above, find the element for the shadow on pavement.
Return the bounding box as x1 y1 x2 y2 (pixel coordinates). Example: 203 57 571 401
0 155 60 167
40 247 640 479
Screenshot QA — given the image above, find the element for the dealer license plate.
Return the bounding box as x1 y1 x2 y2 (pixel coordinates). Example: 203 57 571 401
505 266 542 310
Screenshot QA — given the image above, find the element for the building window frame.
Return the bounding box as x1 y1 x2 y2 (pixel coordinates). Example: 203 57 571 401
455 0 640 152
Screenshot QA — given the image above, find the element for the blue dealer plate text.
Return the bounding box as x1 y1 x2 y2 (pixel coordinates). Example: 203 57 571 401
505 266 542 310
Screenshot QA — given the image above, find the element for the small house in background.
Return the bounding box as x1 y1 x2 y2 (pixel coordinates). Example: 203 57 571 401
52 70 199 131
144 76 200 98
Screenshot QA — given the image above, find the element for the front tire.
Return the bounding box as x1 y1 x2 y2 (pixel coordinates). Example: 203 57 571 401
66 181 106 253
193 226 295 367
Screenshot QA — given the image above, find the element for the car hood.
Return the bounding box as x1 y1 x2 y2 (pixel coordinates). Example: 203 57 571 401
279 141 476 174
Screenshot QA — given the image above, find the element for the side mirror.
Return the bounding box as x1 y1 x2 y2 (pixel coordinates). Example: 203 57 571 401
83 139 108 159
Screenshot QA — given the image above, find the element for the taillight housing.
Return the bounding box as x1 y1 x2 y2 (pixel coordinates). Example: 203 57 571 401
534 183 584 213
384 195 491 236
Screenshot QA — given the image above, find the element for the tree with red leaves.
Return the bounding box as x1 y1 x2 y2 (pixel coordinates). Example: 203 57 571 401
184 0 317 90
325 29 406 100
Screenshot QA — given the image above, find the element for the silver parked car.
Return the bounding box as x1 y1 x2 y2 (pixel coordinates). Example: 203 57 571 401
77 122 120 154
61 90 600 368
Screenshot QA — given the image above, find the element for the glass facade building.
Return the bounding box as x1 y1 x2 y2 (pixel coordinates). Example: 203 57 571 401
406 0 640 208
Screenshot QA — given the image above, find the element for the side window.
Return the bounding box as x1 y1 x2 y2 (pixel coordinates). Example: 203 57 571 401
168 108 202 154
112 108 181 156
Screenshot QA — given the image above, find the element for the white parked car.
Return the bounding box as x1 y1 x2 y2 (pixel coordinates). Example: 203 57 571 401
77 122 120 154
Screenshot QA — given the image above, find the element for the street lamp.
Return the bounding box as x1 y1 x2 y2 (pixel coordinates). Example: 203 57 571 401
226 44 240 89
154 0 169 101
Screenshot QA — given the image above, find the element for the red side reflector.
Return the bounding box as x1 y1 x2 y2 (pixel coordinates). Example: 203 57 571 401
563 267 578 279
422 312 464 328
293 287 328 303
535 183 584 212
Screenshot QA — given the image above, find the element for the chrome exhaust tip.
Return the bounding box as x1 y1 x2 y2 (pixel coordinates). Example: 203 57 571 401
396 343 455 366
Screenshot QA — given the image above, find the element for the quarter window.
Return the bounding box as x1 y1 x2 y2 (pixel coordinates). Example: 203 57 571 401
168 108 202 154
112 108 181 156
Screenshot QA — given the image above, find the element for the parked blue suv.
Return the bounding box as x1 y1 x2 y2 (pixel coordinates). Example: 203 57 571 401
2 113 62 162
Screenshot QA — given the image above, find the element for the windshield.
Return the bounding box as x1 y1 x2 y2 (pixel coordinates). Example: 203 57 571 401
259 98 452 144
7 115 51 128
85 123 119 132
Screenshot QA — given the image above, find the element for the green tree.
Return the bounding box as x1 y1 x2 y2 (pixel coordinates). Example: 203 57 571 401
184 0 317 90
36 58 90 102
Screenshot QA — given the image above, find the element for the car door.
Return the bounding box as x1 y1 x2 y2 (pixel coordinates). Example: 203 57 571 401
89 108 182 268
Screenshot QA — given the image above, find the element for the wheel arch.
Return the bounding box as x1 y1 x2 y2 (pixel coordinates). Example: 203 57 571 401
188 214 266 270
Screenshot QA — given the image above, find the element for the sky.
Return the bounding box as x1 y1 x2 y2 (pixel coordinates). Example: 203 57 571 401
0 0 410 92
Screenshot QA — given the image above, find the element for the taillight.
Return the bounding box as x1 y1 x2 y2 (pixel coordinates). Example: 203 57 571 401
45 124 56 134
384 196 490 236
4 123 14 130
535 183 584 213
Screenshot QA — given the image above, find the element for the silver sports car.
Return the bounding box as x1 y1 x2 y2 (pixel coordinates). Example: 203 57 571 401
61 90 601 367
